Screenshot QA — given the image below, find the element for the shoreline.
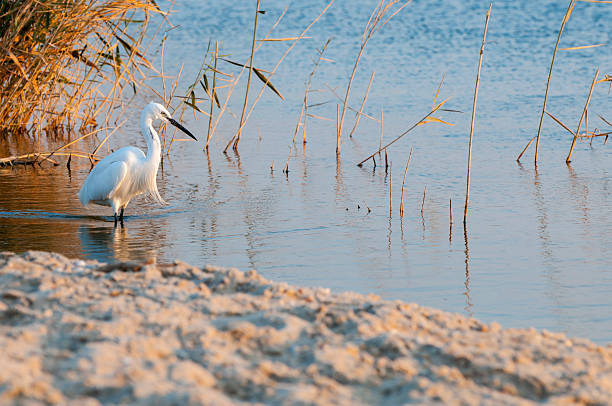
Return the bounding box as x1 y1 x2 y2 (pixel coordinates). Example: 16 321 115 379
1 251 611 405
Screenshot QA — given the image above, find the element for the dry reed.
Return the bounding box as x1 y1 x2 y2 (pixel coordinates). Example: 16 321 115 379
420 186 426 216
233 0 262 152
357 99 449 166
529 0 576 164
0 0 161 136
205 41 220 150
337 0 411 145
384 149 389 173
226 1 334 153
449 198 453 240
215 7 290 153
464 4 491 226
336 104 341 154
388 160 392 217
348 71 376 138
293 38 332 144
379 109 384 157
566 68 599 163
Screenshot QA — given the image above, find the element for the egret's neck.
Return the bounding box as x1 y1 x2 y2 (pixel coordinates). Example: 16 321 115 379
140 116 162 165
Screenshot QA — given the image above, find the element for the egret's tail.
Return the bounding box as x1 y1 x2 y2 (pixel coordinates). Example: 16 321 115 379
77 184 89 206
150 184 167 206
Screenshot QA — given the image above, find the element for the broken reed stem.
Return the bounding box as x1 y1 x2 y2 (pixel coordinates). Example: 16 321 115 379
384 149 389 173
294 100 306 144
516 136 536 162
379 109 384 157
449 198 453 240
546 111 611 140
421 186 426 216
37 127 106 165
545 110 576 136
566 68 599 163
91 119 129 158
399 147 413 218
0 151 99 167
389 160 393 217
205 41 219 150
531 0 576 164
464 3 491 226
357 102 446 166
349 71 375 137
233 0 261 152
336 104 340 154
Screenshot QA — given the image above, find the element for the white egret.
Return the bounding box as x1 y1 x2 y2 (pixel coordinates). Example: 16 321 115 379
78 102 197 224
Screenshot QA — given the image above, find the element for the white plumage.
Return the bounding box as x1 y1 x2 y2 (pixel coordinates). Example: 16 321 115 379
78 102 197 224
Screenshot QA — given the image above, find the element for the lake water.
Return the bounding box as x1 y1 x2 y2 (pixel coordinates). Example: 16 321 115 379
1 0 611 342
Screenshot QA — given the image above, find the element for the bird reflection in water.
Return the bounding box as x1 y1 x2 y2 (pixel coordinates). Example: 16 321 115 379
78 224 158 264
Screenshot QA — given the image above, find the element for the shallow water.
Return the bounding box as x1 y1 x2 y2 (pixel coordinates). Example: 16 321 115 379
1 0 611 342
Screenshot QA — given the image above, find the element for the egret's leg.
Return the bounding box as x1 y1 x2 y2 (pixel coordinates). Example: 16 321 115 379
119 208 124 223
114 213 118 225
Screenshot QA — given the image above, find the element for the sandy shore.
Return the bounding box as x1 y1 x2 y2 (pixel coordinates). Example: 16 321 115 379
1 251 612 405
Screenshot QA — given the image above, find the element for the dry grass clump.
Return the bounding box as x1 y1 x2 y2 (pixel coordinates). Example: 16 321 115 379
0 0 161 137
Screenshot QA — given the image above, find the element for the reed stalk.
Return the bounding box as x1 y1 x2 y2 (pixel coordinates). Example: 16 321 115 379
516 136 536 162
545 110 576 136
336 104 341 154
293 38 332 144
338 0 411 146
384 149 389 173
349 71 376 138
449 198 453 241
233 0 261 152
379 109 384 157
357 100 448 166
520 0 576 164
230 1 334 153
421 186 426 216
205 41 220 150
389 160 393 217
464 4 492 226
566 68 599 163
399 147 413 218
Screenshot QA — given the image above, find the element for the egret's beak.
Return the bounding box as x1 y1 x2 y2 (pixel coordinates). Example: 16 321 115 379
169 118 197 141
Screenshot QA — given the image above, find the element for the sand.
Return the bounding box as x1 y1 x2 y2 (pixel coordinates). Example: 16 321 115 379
1 251 612 405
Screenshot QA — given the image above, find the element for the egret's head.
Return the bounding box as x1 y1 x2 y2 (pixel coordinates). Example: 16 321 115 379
144 102 198 141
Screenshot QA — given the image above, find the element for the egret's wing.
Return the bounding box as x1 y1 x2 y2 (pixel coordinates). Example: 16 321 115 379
79 160 128 205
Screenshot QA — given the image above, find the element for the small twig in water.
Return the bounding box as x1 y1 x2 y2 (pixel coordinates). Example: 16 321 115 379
399 147 413 218
421 186 426 216
566 68 599 163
